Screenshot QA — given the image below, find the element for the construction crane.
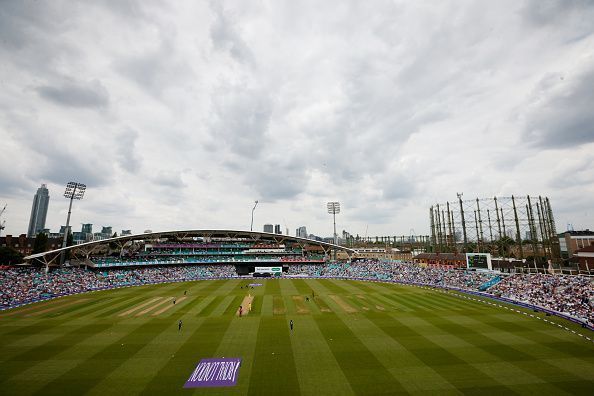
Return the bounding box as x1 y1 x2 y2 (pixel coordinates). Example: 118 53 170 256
0 204 6 237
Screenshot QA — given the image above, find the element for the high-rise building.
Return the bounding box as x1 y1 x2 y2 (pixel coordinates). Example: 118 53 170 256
263 224 274 233
27 184 50 237
101 226 113 236
121 230 132 235
274 224 281 234
296 226 308 238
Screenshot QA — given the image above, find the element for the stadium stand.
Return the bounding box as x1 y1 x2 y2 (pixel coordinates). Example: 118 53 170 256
2 259 592 327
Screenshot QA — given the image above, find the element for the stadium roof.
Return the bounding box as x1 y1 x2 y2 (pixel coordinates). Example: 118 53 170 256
24 229 356 265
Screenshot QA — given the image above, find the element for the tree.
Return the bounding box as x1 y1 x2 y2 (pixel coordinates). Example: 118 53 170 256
495 236 515 256
0 247 24 265
65 232 74 261
109 232 118 250
32 232 49 254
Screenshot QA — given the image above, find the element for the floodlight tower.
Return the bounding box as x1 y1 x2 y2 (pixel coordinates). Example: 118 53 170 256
60 182 86 265
327 201 341 245
0 204 6 237
250 200 259 231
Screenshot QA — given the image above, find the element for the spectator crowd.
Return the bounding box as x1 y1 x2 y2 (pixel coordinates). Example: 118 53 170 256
1 260 592 325
0 265 236 308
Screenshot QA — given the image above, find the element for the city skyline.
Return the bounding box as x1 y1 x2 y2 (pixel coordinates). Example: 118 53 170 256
1 1 593 238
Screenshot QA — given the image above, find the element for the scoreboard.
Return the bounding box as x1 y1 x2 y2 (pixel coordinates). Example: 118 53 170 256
465 253 492 270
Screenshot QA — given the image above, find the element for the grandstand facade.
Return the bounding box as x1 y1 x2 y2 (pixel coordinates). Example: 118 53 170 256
24 229 356 273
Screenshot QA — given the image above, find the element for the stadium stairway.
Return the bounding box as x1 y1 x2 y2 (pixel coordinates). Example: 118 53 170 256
478 275 502 291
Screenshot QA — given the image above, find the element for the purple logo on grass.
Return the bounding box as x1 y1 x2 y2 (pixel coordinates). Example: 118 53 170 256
184 358 242 388
248 283 263 287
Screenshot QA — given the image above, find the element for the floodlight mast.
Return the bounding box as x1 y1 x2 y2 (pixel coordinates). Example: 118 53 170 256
250 200 258 232
327 201 341 260
60 182 86 265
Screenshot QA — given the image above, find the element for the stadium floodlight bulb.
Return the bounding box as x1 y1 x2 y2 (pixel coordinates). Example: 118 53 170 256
327 202 340 214
64 182 86 200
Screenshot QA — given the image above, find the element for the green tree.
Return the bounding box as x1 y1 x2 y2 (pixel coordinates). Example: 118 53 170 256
109 232 119 250
64 232 74 261
0 247 24 265
495 236 515 256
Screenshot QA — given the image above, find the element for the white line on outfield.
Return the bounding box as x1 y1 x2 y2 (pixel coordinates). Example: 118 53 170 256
413 281 594 344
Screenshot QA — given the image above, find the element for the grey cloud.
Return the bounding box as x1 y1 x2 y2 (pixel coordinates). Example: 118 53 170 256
210 84 272 159
0 1 62 51
209 1 254 65
116 39 194 98
152 171 186 188
382 174 416 201
521 0 594 25
37 148 111 189
523 69 594 148
36 79 109 109
549 157 594 189
246 158 308 201
0 172 36 198
116 129 141 172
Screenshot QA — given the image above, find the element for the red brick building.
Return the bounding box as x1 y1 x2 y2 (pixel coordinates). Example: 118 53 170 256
0 234 63 256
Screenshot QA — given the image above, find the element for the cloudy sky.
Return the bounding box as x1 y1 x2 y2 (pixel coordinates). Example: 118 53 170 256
1 0 593 238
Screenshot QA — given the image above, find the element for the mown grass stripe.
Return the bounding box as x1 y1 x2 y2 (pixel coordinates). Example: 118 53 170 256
251 295 263 314
389 314 519 393
283 295 297 315
265 279 281 294
213 316 262 394
361 312 459 393
209 295 238 316
138 316 233 395
412 293 461 311
279 279 300 296
261 295 273 316
376 293 421 311
329 279 375 296
344 295 372 311
0 297 79 317
314 313 407 395
364 292 411 312
32 317 179 396
97 295 149 318
313 296 332 313
448 311 594 381
48 296 125 318
416 291 481 312
188 295 215 316
120 296 162 316
0 322 112 385
303 279 328 299
248 316 301 395
291 279 316 296
323 279 355 295
224 295 245 315
290 315 355 395
429 316 570 390
199 295 225 316
342 280 387 295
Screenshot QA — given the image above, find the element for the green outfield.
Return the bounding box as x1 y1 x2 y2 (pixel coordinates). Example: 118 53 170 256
1 279 593 395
